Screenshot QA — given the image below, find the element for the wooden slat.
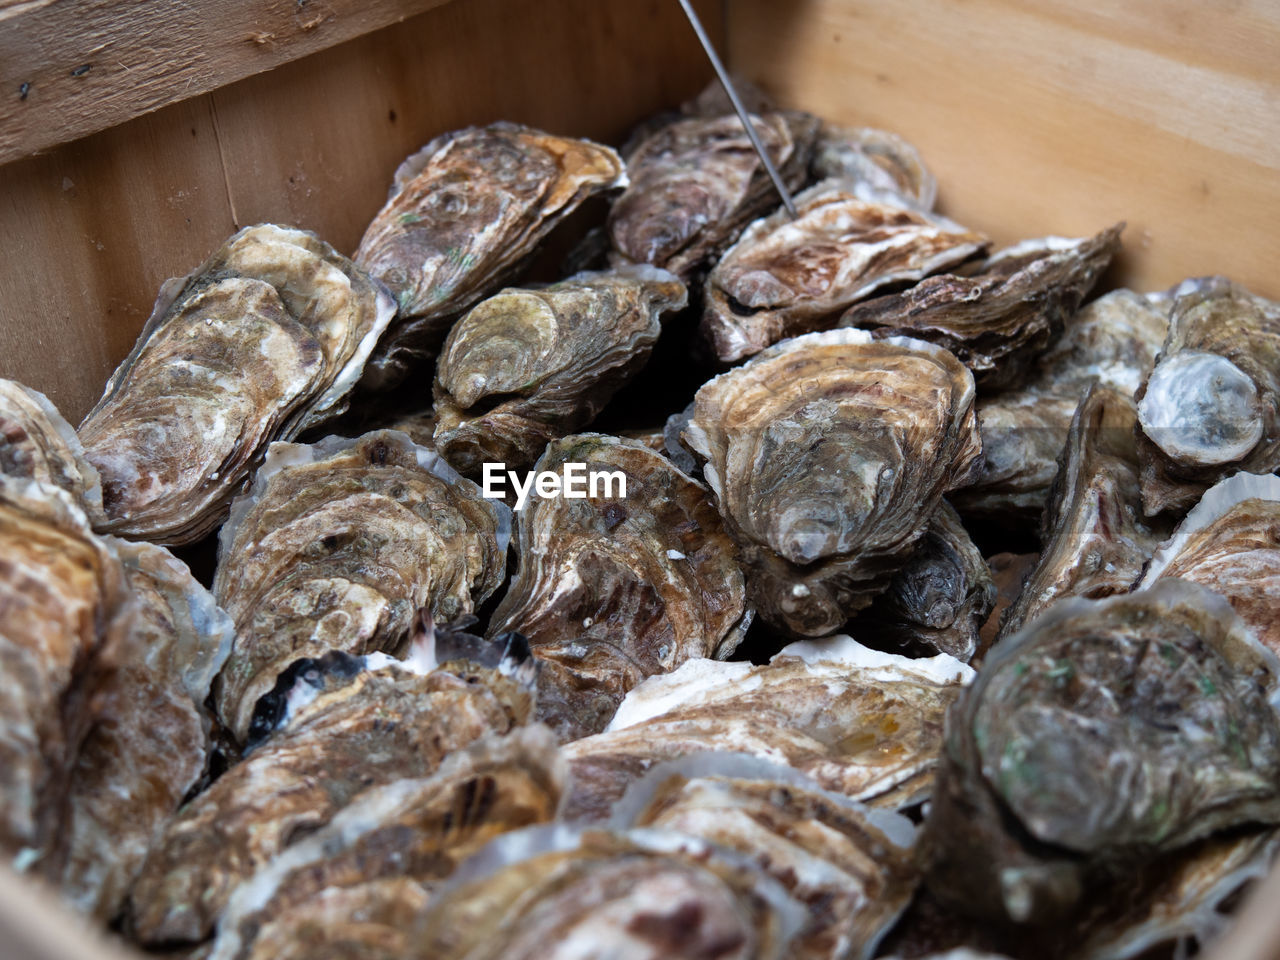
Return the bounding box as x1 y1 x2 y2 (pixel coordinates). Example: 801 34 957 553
727 0 1280 301
0 0 458 165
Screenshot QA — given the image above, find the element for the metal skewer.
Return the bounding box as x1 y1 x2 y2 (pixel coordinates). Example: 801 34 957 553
676 0 798 219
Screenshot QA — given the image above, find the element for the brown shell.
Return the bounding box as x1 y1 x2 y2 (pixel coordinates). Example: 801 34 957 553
432 267 687 474
811 123 938 210
683 329 982 637
77 224 396 545
701 179 987 363
211 430 509 742
486 434 748 742
354 123 626 388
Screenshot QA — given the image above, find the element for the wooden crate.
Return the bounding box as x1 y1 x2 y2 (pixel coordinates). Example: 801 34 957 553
0 0 1278 957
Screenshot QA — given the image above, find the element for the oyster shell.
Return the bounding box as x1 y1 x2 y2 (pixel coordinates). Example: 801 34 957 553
432 267 687 473
77 224 396 545
998 385 1170 638
410 825 805 960
0 477 130 869
811 124 937 210
486 434 748 741
852 501 995 662
607 111 818 279
211 430 509 742
354 123 627 388
701 179 987 363
561 636 972 822
922 580 1280 925
1138 471 1280 654
1135 277 1280 515
839 225 1122 390
127 632 534 945
683 328 982 637
208 725 564 960
613 754 918 960
0 378 104 524
58 540 234 921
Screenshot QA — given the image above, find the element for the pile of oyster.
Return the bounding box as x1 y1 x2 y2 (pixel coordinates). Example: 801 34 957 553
2 80 1279 960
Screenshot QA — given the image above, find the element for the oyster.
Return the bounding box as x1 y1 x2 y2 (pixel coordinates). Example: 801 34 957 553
998 385 1170 638
486 434 748 741
922 580 1280 925
211 430 509 742
1138 471 1280 654
127 630 535 945
1135 277 1280 515
432 268 687 473
701 179 987 363
683 328 982 637
0 378 104 524
77 224 396 545
811 124 937 210
0 477 130 869
607 111 818 279
839 225 1122 390
561 636 972 822
410 825 805 960
59 540 234 921
614 754 918 960
208 725 564 960
354 123 627 387
852 501 995 662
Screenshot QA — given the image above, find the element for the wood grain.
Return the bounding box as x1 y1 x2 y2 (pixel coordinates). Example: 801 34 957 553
727 0 1280 301
0 0 458 164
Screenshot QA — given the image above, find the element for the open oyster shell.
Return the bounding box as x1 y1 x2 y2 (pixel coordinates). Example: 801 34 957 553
208 725 564 960
77 224 396 545
811 123 937 210
433 268 687 474
608 111 818 279
127 635 534 945
409 825 805 960
0 477 130 871
613 754 918 960
684 328 981 637
1138 471 1280 654
701 179 987 363
355 123 627 388
58 540 234 921
851 500 995 662
212 430 509 742
839 225 1122 390
1135 277 1280 515
561 636 973 822
998 385 1170 638
0 378 105 525
922 580 1280 926
486 434 748 741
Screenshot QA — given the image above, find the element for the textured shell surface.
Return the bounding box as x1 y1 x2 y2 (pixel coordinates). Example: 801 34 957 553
409 825 805 960
613 753 918 960
486 434 748 742
922 580 1280 926
701 179 988 363
561 636 973 823
77 224 395 545
607 111 818 279
1135 277 1280 515
212 429 509 742
433 267 687 474
684 328 981 637
839 225 1122 390
354 123 627 388
811 123 938 210
208 725 564 960
58 539 233 921
127 649 533 945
